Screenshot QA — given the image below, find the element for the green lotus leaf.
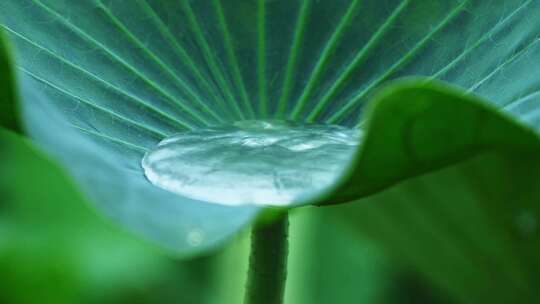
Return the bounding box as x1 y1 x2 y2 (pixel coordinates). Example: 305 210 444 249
1 0 540 254
328 150 540 303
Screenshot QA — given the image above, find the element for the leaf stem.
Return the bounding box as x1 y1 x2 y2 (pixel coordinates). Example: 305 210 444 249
244 213 289 304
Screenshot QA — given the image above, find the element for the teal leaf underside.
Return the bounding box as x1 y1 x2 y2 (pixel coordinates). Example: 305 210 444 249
1 0 540 254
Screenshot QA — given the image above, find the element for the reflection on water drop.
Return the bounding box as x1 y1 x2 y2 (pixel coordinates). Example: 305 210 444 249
142 120 361 206
187 228 205 247
515 210 537 238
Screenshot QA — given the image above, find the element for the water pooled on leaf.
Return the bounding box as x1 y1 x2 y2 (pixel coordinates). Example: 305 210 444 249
142 120 360 206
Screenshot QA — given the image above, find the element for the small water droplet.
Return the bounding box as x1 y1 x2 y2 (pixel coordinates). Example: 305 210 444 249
515 210 537 237
187 228 205 247
142 120 361 206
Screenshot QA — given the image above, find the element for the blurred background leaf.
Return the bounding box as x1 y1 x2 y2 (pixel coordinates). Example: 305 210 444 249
327 149 540 304
0 129 225 304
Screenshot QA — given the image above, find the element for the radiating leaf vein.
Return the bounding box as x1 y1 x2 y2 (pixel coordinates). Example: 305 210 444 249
306 0 410 122
328 0 471 126
20 67 167 139
1 24 192 131
31 0 209 127
95 0 225 124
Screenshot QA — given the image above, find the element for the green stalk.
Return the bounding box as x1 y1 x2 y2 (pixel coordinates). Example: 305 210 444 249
244 213 289 304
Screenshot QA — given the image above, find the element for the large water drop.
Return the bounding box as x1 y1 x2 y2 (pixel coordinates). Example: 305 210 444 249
142 120 361 206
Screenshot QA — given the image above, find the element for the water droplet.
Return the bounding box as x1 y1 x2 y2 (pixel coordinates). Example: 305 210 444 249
187 228 205 247
142 120 361 206
515 210 537 237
